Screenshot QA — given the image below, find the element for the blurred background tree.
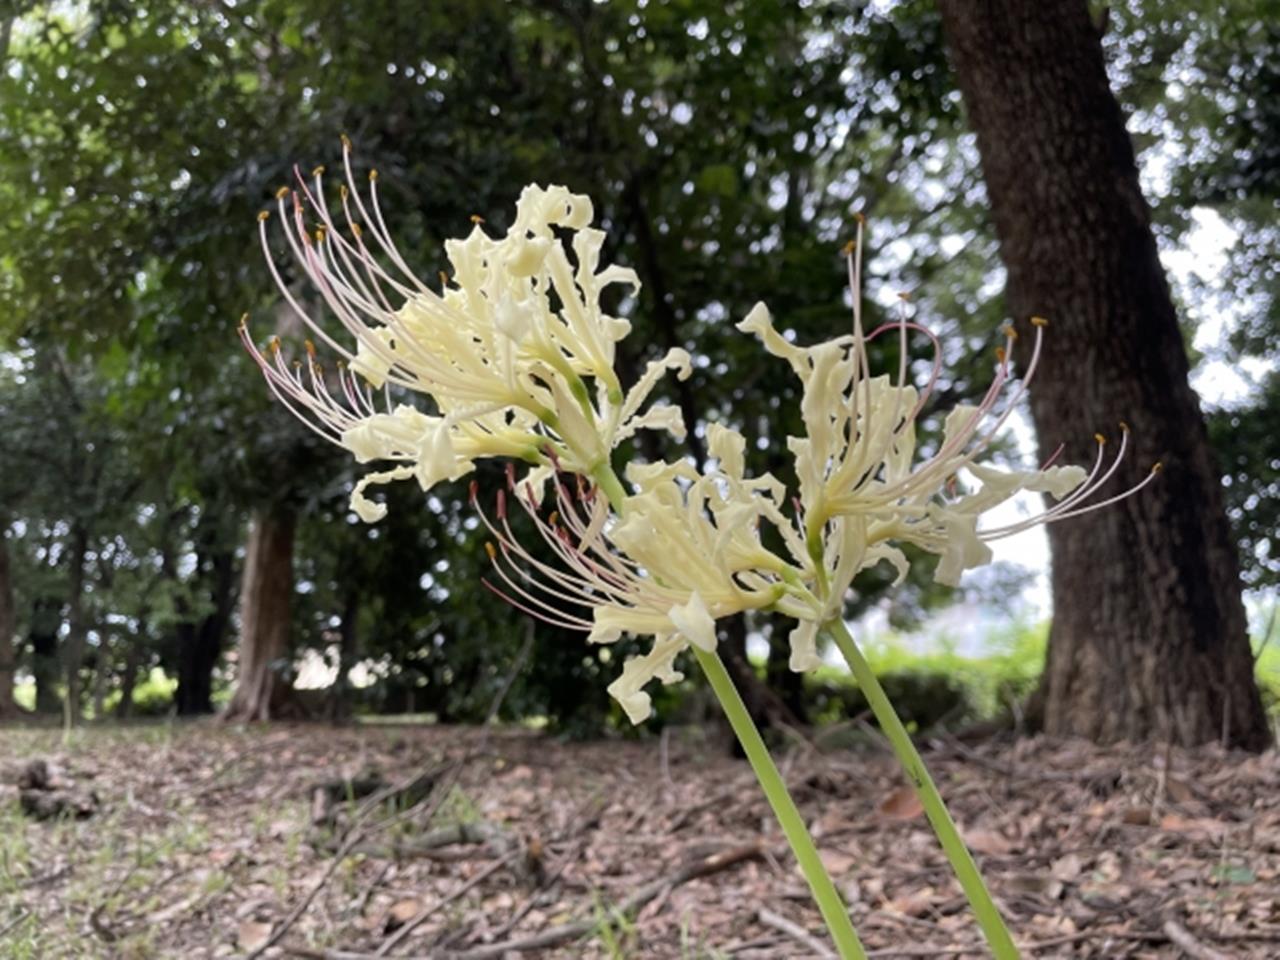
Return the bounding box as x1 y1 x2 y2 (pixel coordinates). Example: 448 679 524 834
0 0 1273 742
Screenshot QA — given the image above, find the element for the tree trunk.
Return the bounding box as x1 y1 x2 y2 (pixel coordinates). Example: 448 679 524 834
222 510 296 722
937 0 1269 749
91 635 111 721
174 547 235 716
115 636 143 720
31 597 62 714
325 587 359 722
61 523 90 723
0 532 17 717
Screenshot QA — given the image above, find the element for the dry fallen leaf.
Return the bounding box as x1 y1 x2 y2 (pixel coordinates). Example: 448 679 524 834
1122 805 1153 825
886 887 936 917
236 920 273 951
1159 813 1227 840
878 785 924 821
818 849 858 876
1050 852 1084 882
963 828 1014 856
385 897 423 931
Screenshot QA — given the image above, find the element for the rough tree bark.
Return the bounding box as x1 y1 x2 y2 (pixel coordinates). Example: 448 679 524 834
0 532 17 717
937 0 1269 748
222 509 296 722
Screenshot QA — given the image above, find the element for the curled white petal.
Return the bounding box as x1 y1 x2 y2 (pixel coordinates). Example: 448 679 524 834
350 465 415 523
606 635 686 725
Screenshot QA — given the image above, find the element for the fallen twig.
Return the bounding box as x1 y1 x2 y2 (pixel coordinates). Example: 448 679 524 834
374 851 516 956
445 842 763 959
0 910 31 939
247 758 464 960
756 907 836 958
1162 919 1232 960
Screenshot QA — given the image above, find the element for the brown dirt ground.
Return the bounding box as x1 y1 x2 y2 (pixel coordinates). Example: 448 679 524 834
1 721 1278 958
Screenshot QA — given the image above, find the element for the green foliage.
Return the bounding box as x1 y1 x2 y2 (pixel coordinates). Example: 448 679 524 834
808 622 1049 731
1 0 1273 728
103 667 177 717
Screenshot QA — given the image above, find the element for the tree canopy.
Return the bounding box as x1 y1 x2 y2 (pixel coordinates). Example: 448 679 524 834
1 0 1274 729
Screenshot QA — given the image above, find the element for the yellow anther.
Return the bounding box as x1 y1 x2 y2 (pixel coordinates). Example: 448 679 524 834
238 312 249 330
304 339 316 358
484 542 497 561
275 185 289 200
257 210 271 222
315 226 327 243
1151 461 1164 474
292 359 303 370
995 346 1007 364
312 164 326 177
351 222 363 239
1119 420 1130 432
336 359 346 369
269 336 281 354
1000 324 1019 341
840 239 856 257
897 291 912 302
853 211 866 225
1094 432 1106 446
470 214 485 225
340 132 352 150
548 510 560 527
368 168 378 182
439 271 450 287
1030 315 1049 327
339 184 348 200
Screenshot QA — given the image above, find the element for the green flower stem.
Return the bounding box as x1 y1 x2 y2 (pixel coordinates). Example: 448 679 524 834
691 645 867 960
589 463 864 959
822 619 1020 959
589 462 628 512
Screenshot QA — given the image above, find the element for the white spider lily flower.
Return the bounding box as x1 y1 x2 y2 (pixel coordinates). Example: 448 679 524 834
738 222 1161 622
240 145 690 520
471 452 811 723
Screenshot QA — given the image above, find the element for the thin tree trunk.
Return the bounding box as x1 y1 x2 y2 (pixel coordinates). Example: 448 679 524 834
222 509 296 722
175 544 236 715
62 523 90 724
937 0 1269 748
115 635 143 720
31 597 61 714
0 531 16 717
91 635 111 720
326 587 359 722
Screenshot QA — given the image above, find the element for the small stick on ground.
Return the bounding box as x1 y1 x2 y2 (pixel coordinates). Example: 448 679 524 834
0 910 31 939
1162 919 1232 960
374 852 516 956
756 907 836 959
445 842 763 959
247 758 464 960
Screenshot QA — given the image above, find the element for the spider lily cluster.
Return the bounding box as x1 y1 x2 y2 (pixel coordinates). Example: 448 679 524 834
241 147 1158 726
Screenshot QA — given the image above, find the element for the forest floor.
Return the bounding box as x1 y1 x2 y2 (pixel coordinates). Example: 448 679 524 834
1 721 1278 959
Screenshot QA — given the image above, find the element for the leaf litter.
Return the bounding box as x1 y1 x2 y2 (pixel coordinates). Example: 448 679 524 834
1 723 1278 958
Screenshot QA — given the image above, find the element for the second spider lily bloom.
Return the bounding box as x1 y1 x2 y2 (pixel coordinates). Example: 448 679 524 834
738 230 1161 652
243 146 692 519
473 437 814 724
